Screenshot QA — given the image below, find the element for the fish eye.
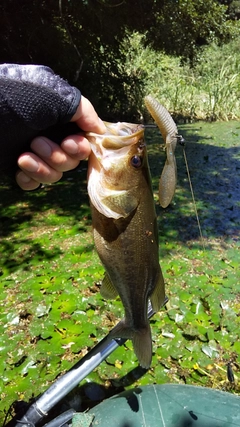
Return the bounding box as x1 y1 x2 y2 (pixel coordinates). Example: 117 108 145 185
131 155 142 168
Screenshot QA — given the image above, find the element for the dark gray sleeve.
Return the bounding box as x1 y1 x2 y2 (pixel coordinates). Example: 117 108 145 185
0 64 81 173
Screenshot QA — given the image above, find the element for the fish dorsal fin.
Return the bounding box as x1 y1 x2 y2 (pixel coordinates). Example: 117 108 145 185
150 269 165 312
100 272 119 300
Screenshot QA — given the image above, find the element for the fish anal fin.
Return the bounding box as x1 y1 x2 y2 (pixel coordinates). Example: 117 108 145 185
109 320 152 369
100 272 119 300
150 270 166 313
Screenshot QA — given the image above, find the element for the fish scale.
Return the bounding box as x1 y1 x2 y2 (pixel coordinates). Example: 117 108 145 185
86 98 178 368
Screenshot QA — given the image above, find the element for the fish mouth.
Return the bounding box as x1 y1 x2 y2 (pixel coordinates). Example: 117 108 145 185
86 122 144 150
87 121 146 219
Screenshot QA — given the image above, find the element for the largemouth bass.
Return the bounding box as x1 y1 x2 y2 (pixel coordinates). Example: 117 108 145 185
86 122 165 368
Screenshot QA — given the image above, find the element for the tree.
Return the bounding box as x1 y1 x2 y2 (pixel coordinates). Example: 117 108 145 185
146 0 237 64
0 0 238 119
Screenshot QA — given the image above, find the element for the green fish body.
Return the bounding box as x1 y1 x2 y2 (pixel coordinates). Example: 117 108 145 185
87 122 165 368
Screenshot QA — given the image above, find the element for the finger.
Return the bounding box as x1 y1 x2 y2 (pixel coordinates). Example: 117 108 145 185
60 134 91 158
17 152 63 183
15 170 41 191
30 137 82 172
71 96 106 134
16 134 91 190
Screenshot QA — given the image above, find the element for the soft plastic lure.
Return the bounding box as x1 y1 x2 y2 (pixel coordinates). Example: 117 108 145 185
144 95 180 208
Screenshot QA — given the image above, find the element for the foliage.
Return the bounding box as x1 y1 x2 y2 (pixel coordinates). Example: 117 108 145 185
147 0 238 64
122 33 240 121
0 0 239 120
1 121 240 423
219 0 240 19
193 41 240 120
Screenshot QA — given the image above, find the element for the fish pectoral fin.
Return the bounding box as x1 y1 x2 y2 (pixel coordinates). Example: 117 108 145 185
102 192 139 218
100 272 119 300
150 270 166 312
110 320 152 369
89 177 137 219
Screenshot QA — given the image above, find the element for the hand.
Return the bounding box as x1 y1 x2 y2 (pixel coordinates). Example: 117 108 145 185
16 96 106 190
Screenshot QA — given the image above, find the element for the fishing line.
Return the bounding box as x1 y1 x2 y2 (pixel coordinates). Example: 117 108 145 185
181 143 206 250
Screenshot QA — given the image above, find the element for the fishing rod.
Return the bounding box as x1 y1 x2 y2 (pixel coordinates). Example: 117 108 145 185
11 298 168 427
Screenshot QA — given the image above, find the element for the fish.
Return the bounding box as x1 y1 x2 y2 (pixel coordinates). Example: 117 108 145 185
144 95 179 208
86 121 166 368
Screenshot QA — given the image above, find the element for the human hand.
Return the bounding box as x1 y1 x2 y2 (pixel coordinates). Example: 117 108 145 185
16 96 106 190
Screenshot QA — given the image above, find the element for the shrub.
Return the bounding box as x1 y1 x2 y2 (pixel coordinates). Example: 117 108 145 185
121 32 240 121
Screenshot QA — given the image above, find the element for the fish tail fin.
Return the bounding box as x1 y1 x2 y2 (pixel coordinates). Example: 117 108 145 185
109 320 152 369
150 269 166 312
132 324 152 369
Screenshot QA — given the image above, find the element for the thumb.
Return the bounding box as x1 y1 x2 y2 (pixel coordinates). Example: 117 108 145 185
71 95 106 134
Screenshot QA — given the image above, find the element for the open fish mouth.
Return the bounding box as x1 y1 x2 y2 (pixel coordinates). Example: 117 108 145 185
86 122 145 176
86 121 147 220
86 122 144 150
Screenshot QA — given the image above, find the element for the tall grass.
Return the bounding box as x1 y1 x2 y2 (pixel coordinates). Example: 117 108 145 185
121 32 240 120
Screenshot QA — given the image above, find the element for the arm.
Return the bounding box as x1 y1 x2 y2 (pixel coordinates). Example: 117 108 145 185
0 64 105 189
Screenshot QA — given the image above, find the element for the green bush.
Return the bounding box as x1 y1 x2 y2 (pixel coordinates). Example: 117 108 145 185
120 32 240 121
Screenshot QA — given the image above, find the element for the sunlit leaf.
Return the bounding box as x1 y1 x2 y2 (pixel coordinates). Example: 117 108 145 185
1 121 240 423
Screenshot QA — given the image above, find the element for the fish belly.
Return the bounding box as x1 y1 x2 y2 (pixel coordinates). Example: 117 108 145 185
91 197 165 368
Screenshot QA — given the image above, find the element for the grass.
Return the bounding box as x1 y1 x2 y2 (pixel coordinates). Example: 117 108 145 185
122 33 240 121
0 121 240 424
